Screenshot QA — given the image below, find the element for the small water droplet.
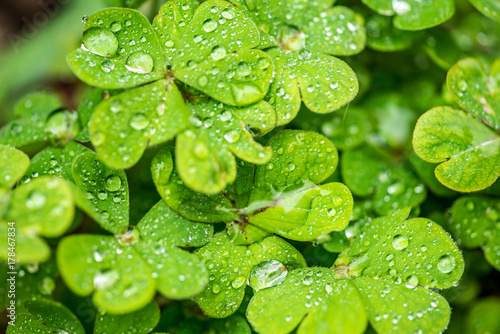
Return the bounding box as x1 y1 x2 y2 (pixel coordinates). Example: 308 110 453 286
231 276 246 289
110 21 121 32
129 113 149 130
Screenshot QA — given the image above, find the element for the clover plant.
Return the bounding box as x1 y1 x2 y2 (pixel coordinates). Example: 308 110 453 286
2 0 500 333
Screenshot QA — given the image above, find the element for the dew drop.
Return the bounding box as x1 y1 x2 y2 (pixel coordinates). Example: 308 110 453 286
203 19 217 32
249 260 287 291
110 21 122 32
101 60 115 73
125 52 154 73
129 113 149 130
224 130 240 143
211 45 227 60
392 234 408 250
105 175 122 192
231 276 246 289
198 75 208 87
82 27 118 57
437 255 455 273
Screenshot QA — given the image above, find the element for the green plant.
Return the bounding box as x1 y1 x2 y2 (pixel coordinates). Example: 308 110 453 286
1 0 500 333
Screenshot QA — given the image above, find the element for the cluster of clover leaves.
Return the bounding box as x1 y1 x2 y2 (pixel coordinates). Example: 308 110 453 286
1 0 500 333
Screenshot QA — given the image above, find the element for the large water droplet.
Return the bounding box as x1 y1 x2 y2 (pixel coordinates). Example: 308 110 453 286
231 276 246 289
105 175 122 192
203 19 217 32
392 234 408 250
93 270 119 290
211 45 227 60
125 52 154 74
224 130 240 143
437 255 455 273
110 21 122 32
101 60 115 73
249 260 287 291
82 27 118 57
129 113 149 130
236 62 251 76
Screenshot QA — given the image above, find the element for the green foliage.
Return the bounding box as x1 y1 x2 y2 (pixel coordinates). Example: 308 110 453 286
413 58 500 192
2 0 500 333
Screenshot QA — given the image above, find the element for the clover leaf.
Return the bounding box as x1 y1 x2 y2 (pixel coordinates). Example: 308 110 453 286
413 58 500 192
465 298 500 334
7 299 85 334
153 130 353 241
247 209 463 334
0 176 85 264
94 300 160 334
365 12 421 51
69 2 276 191
362 0 455 31
57 199 212 314
195 225 306 318
341 145 426 216
450 196 500 270
468 0 500 22
0 91 79 148
0 144 29 198
230 0 363 124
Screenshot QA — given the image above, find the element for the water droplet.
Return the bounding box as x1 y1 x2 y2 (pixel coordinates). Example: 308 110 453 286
198 75 208 86
211 45 227 60
328 208 337 216
101 60 115 73
236 62 251 77
105 175 121 192
437 255 455 273
203 19 217 32
257 57 270 69
406 275 418 287
82 27 118 57
231 276 246 289
221 8 235 19
333 196 343 206
110 21 121 32
94 270 119 290
93 131 105 146
392 234 408 250
125 52 154 74
129 113 149 130
224 130 240 143
212 283 221 294
220 110 232 122
97 191 108 200
249 260 287 291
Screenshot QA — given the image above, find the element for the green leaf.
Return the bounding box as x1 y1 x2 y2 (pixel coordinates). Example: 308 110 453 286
366 13 419 51
172 0 274 106
447 58 499 130
14 91 61 127
246 268 367 334
0 144 30 198
21 141 88 183
7 299 85 334
249 182 353 241
341 146 427 215
413 106 500 192
94 301 160 334
303 6 366 56
7 177 75 238
450 196 500 270
0 225 50 264
208 314 251 334
408 151 456 197
175 99 273 194
72 150 129 234
137 200 213 247
468 0 500 22
363 0 455 31
465 298 500 334
90 79 189 169
195 228 305 318
152 148 238 222
57 234 155 314
353 277 451 334
250 130 338 204
0 120 47 148
334 209 464 289
423 30 462 70
134 241 208 299
14 258 58 305
68 8 165 89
